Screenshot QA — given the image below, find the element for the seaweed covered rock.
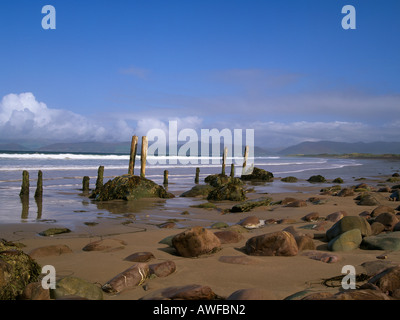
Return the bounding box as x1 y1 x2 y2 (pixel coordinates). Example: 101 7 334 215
180 184 215 198
307 175 327 183
326 216 372 241
205 174 235 187
90 174 174 201
230 197 272 213
240 167 274 182
0 239 42 300
207 179 246 201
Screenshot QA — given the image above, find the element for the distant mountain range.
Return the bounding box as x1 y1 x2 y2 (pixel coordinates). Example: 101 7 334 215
0 140 399 156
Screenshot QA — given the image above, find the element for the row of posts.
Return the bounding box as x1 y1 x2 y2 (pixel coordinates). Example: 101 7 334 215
19 137 250 194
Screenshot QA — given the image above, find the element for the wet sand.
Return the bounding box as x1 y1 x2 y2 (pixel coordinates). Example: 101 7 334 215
1 173 400 300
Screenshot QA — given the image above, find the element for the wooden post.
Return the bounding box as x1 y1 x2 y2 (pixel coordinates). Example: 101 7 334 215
35 170 43 198
242 145 249 174
20 170 29 197
82 176 90 193
163 170 169 185
221 147 228 175
230 163 235 178
129 135 138 175
140 136 148 178
195 167 200 184
96 166 104 191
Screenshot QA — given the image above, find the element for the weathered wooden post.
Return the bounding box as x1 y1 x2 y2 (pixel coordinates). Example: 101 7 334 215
129 135 138 175
221 147 228 175
140 136 148 178
163 170 169 185
34 170 43 198
242 145 249 174
82 176 90 193
20 170 30 198
195 167 200 184
230 163 235 178
96 166 104 191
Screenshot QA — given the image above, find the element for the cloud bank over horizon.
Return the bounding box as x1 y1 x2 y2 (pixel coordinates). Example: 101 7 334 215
0 91 399 150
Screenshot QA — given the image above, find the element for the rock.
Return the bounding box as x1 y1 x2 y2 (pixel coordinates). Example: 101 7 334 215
227 288 277 300
230 197 272 213
281 176 298 183
238 216 263 229
361 232 400 251
368 265 400 297
301 251 340 263
278 218 297 224
0 240 42 300
286 200 307 207
124 252 155 262
370 222 386 235
102 263 149 294
307 175 327 183
240 167 274 182
328 229 362 252
158 222 176 229
361 260 398 277
378 186 392 193
391 190 400 201
28 245 73 259
302 212 319 222
159 235 174 247
214 230 243 244
245 231 298 256
210 222 229 229
356 194 380 206
149 261 176 278
359 211 371 219
53 276 103 300
180 184 215 198
140 284 217 300
91 174 174 201
218 256 258 265
172 226 221 257
281 197 298 205
374 212 399 231
295 235 316 251
326 216 372 241
301 292 335 300
326 211 347 223
337 188 355 197
320 185 341 195
332 177 344 184
38 228 71 237
207 181 246 201
205 174 240 187
19 282 50 300
82 238 127 252
371 205 396 217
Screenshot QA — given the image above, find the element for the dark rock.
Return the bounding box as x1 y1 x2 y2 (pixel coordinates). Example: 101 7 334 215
91 174 174 201
302 212 319 222
368 265 400 297
180 184 215 198
307 175 327 183
207 180 246 201
172 226 221 257
370 222 386 235
374 212 399 231
158 222 176 229
214 230 243 244
361 232 400 251
332 177 344 184
53 276 103 300
20 282 50 300
38 228 71 237
245 231 298 256
205 174 240 187
326 216 372 241
240 167 274 182
371 205 396 217
230 197 271 213
149 261 176 278
337 188 355 197
124 252 155 262
102 263 149 294
390 190 400 201
281 176 298 183
356 193 380 206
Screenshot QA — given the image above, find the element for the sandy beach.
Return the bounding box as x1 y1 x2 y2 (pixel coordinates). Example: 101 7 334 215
1 170 400 301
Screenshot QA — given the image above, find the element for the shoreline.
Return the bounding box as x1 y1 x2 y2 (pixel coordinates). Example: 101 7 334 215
1 170 400 300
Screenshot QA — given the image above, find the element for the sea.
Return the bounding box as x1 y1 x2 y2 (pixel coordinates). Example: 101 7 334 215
0 152 398 228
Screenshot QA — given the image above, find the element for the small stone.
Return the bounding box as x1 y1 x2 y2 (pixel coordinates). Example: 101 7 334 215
149 261 176 278
102 263 149 294
124 252 155 262
28 244 73 259
214 230 243 244
82 238 127 252
302 212 319 222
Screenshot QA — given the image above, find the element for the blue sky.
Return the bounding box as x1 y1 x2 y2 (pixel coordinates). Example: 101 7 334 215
0 0 399 149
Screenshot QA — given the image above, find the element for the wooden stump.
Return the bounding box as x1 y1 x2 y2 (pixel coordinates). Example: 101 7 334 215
195 167 200 184
128 135 138 175
140 136 148 178
163 170 169 185
95 166 104 191
20 170 29 197
82 176 90 193
34 170 43 198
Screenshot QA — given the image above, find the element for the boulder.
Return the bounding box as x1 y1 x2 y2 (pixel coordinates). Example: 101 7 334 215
337 188 355 197
281 176 298 183
207 181 246 201
307 175 327 183
102 263 149 294
368 265 400 297
240 167 274 182
180 184 215 198
370 222 386 235
124 251 155 262
230 197 272 213
361 232 400 251
356 194 380 206
374 212 399 231
0 240 42 300
172 226 221 257
390 190 400 201
149 261 176 278
205 174 240 187
328 229 362 252
214 230 243 244
371 205 396 217
91 174 174 201
326 211 347 223
52 276 103 300
19 282 50 300
245 231 298 256
28 244 72 259
326 216 372 241
302 212 319 222
295 235 316 251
